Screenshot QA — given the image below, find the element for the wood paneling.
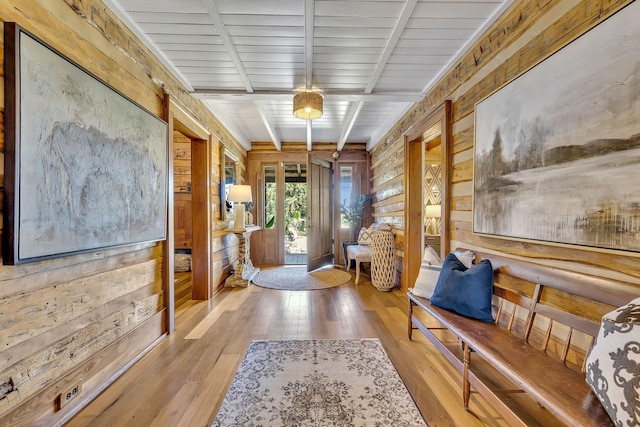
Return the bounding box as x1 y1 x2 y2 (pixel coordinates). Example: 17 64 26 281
174 193 192 249
370 0 640 290
0 0 247 424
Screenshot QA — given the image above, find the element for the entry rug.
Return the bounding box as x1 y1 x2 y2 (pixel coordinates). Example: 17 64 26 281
213 339 426 426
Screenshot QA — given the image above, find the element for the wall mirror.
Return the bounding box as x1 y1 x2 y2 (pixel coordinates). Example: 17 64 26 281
220 146 238 221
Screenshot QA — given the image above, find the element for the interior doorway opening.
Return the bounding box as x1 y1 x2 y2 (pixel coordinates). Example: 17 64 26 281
284 162 308 265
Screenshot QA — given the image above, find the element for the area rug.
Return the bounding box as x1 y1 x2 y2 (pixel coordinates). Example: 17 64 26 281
252 266 351 290
212 339 426 426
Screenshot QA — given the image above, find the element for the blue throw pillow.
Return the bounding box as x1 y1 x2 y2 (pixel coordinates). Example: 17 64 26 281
430 253 494 323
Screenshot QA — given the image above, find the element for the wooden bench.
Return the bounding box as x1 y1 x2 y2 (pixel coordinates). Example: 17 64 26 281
408 248 640 427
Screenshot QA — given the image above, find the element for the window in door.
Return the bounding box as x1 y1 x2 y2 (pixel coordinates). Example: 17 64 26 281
284 163 307 265
264 166 277 229
339 166 354 230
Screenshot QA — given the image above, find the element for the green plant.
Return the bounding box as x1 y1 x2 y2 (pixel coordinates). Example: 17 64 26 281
340 194 370 239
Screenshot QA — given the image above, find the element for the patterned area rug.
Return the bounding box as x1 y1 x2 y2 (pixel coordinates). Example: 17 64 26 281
213 339 426 426
252 266 351 290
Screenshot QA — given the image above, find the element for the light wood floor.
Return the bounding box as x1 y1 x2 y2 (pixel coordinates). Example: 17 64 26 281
67 269 514 427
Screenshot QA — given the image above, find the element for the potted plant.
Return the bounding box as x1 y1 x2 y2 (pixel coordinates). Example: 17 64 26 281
340 194 371 242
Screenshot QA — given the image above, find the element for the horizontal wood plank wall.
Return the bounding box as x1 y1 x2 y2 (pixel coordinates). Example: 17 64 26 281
0 0 246 425
370 0 640 289
173 132 192 193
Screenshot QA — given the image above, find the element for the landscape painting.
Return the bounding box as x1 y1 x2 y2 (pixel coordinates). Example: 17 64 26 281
473 2 640 253
4 25 168 264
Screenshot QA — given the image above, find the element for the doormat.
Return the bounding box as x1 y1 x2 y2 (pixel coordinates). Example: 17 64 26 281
252 266 351 290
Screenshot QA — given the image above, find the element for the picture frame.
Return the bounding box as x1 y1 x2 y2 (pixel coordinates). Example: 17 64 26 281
473 2 640 253
3 23 169 264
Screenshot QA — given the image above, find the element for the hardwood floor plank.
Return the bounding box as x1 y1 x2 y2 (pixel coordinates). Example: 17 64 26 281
68 273 538 426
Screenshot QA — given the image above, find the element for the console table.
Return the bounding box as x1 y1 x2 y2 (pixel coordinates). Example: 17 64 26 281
225 225 261 288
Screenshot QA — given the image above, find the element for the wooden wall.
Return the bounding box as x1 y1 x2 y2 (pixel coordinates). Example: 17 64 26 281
370 0 640 291
0 1 246 425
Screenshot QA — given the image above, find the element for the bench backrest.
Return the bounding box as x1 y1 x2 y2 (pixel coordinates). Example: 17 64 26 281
455 248 640 371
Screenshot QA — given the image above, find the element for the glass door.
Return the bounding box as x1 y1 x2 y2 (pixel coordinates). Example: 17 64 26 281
284 163 308 265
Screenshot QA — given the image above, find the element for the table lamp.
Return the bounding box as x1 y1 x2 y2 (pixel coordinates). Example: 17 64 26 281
228 185 253 229
425 204 441 235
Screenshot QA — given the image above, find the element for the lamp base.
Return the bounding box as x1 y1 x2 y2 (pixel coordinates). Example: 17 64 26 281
233 203 246 230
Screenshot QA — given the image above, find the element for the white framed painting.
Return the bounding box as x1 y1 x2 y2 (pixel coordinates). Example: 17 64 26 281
3 24 169 264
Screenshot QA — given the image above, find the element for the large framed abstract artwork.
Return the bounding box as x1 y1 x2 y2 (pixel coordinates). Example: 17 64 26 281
473 2 640 253
3 24 169 264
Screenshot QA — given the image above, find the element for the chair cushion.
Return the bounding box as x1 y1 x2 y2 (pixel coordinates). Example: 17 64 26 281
586 297 640 426
431 253 494 323
346 244 372 261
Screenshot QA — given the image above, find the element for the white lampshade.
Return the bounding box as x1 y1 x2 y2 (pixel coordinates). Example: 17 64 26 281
228 185 253 203
293 91 323 120
425 204 441 218
228 185 252 229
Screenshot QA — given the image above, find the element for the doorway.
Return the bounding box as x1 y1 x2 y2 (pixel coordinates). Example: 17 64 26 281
284 163 308 265
249 153 337 270
164 96 212 333
403 100 452 292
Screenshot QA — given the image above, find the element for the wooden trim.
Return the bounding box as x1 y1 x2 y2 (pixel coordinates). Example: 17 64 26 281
191 140 212 299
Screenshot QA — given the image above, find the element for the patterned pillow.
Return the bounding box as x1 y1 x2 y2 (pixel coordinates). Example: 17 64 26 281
357 226 375 246
423 245 443 266
457 250 476 268
586 297 640 426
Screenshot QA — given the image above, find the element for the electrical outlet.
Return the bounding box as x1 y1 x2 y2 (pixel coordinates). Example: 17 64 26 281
56 381 82 411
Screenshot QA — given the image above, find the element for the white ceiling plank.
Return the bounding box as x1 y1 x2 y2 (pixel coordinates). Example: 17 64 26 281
102 0 194 91
255 101 282 150
202 101 252 150
337 102 364 151
314 38 386 48
226 26 305 38
127 11 212 25
420 0 516 95
137 22 218 35
412 2 502 19
201 0 254 92
366 0 419 93
214 0 303 15
315 1 405 18
366 103 414 150
305 0 315 90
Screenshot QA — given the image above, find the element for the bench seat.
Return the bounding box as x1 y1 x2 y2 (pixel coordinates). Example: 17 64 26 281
409 293 612 427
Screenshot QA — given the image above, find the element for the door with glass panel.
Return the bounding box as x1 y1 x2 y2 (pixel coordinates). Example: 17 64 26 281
259 164 282 265
307 155 333 271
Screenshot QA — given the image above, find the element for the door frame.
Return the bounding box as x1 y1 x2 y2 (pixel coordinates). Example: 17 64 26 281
402 100 452 292
164 96 212 332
